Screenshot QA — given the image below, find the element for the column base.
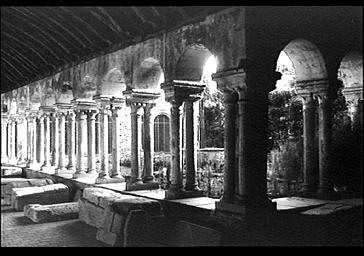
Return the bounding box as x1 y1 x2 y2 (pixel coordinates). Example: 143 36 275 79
214 199 277 216
110 173 125 181
126 181 159 191
41 165 55 174
1 157 9 164
55 167 68 174
95 176 125 184
72 171 89 179
165 188 204 200
142 175 155 183
26 162 41 170
8 158 17 165
17 158 27 165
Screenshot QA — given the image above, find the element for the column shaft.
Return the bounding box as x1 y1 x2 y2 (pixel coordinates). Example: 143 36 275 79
38 117 45 166
74 111 87 177
302 94 318 193
111 107 122 178
57 113 67 172
98 108 110 179
87 111 97 174
1 120 8 161
42 114 51 169
130 104 142 183
317 94 333 196
184 99 199 191
51 113 59 167
67 112 76 171
142 104 155 182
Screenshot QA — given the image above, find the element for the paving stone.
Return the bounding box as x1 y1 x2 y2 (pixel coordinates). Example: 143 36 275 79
24 202 79 223
11 183 69 211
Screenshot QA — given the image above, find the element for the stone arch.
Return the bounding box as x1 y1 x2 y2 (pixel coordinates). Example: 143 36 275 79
100 67 126 96
279 38 328 82
338 52 363 89
132 57 164 90
174 44 215 82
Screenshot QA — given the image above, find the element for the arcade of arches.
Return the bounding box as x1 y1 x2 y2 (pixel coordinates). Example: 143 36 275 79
1 6 362 216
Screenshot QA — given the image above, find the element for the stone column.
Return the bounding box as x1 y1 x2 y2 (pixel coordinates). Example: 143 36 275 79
73 110 87 178
301 93 318 195
1 117 8 162
27 114 38 168
184 98 202 192
41 113 52 171
316 92 335 198
37 116 45 167
51 112 59 168
67 111 76 172
56 112 67 173
9 118 17 164
16 116 26 164
342 85 363 131
142 103 156 183
7 119 12 163
168 100 184 196
96 104 111 182
130 103 143 184
110 105 124 179
86 110 97 175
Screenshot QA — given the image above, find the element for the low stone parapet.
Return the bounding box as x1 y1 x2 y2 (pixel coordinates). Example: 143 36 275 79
2 178 54 205
1 166 23 178
78 187 164 246
24 202 79 223
11 183 70 211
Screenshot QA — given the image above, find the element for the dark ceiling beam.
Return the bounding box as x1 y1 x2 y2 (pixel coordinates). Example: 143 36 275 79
86 7 126 41
1 59 26 79
18 7 88 57
29 7 91 53
169 7 189 20
118 7 145 36
3 32 53 69
97 7 133 38
5 44 43 74
9 7 73 57
59 7 112 47
1 49 36 78
45 7 95 48
131 7 157 29
1 19 65 65
1 64 25 85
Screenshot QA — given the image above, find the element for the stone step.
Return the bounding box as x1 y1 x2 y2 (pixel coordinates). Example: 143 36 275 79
11 183 70 211
23 202 79 223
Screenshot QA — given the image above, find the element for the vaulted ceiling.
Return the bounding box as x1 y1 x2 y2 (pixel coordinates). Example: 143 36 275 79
1 6 229 93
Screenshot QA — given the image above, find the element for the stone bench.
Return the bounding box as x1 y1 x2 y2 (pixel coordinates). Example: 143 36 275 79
79 187 163 246
2 178 54 205
11 183 70 211
24 202 79 223
1 166 23 178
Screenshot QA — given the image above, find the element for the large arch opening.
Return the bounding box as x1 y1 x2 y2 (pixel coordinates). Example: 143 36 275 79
267 38 328 198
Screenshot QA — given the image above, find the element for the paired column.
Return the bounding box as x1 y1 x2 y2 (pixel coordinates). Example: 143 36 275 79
51 112 59 169
73 110 87 178
110 104 124 179
8 118 17 164
56 112 67 173
95 101 111 183
184 98 202 192
316 92 333 197
16 116 27 164
67 111 76 172
300 93 318 195
142 103 156 183
212 67 277 215
86 109 97 175
41 113 52 171
130 103 143 184
1 117 8 162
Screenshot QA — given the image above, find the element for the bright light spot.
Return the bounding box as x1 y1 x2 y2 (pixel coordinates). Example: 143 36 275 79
274 51 296 92
201 55 218 93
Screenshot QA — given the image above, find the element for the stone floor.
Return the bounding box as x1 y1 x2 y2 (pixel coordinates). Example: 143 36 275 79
1 205 110 247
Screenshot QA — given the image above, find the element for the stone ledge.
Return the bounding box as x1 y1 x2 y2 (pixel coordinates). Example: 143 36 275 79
1 166 23 177
24 202 79 223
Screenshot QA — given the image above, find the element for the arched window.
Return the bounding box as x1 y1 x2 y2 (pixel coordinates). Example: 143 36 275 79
154 114 170 152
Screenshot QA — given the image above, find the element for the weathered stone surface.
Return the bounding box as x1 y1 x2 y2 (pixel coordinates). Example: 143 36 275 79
301 202 361 215
11 183 69 211
1 166 22 177
78 198 105 228
23 202 78 223
123 209 150 247
1 178 29 198
103 205 126 234
96 228 121 247
111 197 163 216
4 178 54 195
173 220 222 246
83 187 125 208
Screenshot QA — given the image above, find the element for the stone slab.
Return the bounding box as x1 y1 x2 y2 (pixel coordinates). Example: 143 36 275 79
11 183 70 211
301 202 361 216
111 197 163 216
4 178 54 195
82 187 131 208
1 166 22 177
96 228 120 247
1 178 29 198
78 198 105 228
123 209 150 247
23 202 79 223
